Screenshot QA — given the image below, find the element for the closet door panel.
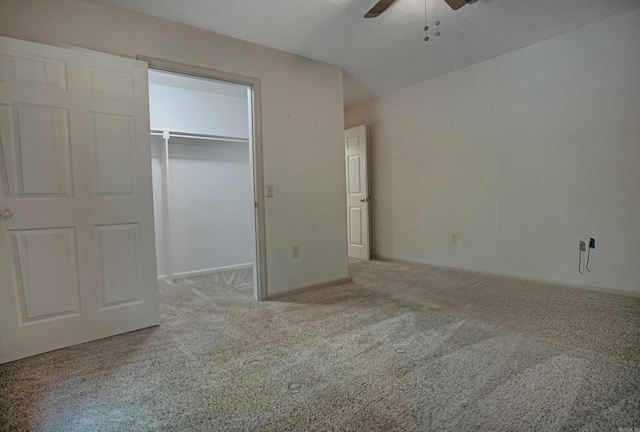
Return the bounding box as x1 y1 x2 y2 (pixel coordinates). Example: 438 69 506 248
91 113 136 196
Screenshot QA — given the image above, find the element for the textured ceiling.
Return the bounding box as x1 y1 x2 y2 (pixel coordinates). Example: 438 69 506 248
81 0 640 106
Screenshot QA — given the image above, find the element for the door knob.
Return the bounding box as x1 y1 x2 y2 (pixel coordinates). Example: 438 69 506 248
360 198 366 203
0 209 14 220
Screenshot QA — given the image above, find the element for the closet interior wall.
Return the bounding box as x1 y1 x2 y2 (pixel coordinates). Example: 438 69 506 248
149 70 254 282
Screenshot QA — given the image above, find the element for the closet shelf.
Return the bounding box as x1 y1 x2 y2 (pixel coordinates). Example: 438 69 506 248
150 129 249 144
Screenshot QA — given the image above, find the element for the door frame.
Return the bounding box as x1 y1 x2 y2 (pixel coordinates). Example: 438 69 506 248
137 55 268 301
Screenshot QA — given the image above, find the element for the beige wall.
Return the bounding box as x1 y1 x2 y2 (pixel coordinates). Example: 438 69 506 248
0 0 348 294
346 9 640 294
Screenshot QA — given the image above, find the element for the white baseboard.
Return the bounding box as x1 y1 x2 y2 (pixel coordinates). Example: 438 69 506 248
372 255 640 299
158 263 253 282
267 276 352 300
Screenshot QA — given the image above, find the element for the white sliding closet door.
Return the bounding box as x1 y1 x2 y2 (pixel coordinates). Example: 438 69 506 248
0 36 160 364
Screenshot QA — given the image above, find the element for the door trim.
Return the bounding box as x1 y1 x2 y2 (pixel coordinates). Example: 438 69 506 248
136 55 268 301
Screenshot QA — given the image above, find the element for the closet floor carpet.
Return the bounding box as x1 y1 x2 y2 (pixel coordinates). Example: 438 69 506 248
1 260 639 431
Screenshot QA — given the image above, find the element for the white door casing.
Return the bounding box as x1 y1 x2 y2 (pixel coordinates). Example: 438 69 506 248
0 36 160 364
345 125 370 260
139 56 267 301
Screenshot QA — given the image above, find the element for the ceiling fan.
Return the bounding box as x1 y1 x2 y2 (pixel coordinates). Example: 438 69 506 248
364 0 477 18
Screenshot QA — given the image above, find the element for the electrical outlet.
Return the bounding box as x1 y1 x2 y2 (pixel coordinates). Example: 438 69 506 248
452 233 458 244
266 185 274 198
292 246 299 258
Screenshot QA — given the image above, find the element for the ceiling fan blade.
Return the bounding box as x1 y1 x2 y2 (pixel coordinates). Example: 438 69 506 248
443 0 478 10
443 0 466 10
364 0 399 18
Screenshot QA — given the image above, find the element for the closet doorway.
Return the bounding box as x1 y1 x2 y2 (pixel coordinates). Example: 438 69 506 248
146 64 266 301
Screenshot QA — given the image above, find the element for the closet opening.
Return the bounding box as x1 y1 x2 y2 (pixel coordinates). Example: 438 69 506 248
146 65 266 301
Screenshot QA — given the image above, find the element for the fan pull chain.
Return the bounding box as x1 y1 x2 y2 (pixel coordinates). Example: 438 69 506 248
435 0 441 37
424 0 430 41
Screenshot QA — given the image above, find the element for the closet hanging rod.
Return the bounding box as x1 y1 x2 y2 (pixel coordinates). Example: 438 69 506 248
150 129 249 143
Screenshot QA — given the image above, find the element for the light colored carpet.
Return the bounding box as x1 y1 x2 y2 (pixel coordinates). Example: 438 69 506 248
1 260 639 431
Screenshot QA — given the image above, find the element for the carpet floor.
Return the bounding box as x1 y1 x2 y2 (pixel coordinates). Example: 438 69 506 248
1 259 639 431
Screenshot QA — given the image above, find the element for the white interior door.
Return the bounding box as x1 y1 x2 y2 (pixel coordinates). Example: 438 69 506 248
345 125 370 260
0 36 160 364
